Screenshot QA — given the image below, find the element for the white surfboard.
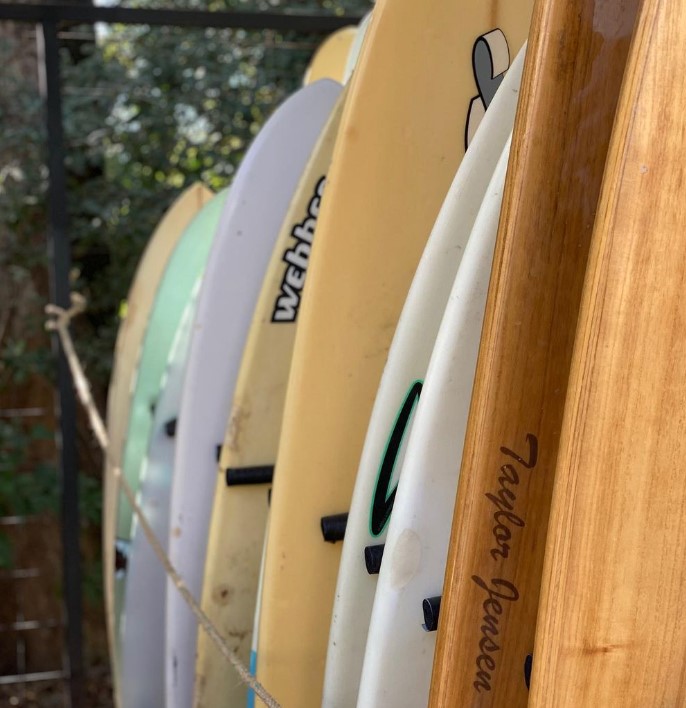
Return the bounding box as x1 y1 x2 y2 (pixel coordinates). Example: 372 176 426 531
104 184 211 699
342 11 373 84
165 78 342 708
119 293 197 708
193 87 347 708
246 512 269 708
356 134 513 708
322 46 525 708
112 189 225 706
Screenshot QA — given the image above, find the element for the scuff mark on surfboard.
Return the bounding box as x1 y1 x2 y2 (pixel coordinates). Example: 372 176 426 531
212 583 235 606
226 402 252 452
389 528 421 589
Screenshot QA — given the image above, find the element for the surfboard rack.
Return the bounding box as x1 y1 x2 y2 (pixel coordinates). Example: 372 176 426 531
320 513 348 542
224 465 274 486
364 544 384 574
421 595 442 632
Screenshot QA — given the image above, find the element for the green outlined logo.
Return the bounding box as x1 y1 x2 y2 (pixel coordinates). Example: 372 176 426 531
369 380 423 537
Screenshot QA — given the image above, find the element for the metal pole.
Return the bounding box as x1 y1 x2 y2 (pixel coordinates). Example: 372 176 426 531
0 2 360 30
37 20 83 708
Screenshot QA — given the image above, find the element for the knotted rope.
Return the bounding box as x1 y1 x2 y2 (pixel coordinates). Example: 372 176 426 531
46 293 280 708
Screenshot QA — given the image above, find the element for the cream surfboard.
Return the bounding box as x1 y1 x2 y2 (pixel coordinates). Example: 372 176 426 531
323 45 527 708
530 1 686 703
104 183 211 693
303 26 356 85
119 295 196 708
429 0 640 703
113 190 225 701
255 0 533 704
165 79 341 708
358 136 512 708
192 87 348 708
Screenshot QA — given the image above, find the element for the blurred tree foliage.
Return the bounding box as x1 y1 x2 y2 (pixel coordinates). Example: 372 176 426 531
0 0 368 571
67 0 369 383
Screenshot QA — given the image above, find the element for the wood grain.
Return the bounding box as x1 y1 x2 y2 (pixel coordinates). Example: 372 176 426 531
428 0 640 705
529 0 686 704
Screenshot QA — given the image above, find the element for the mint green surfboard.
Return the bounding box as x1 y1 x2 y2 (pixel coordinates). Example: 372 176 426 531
112 188 227 676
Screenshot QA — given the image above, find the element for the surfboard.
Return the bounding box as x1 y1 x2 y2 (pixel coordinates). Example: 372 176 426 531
323 45 527 708
104 183 211 694
342 11 372 84
112 189 226 695
358 135 512 708
165 79 341 708
303 26 356 85
529 2 686 703
428 0 640 704
119 292 197 708
246 515 269 708
192 85 348 708
254 0 533 704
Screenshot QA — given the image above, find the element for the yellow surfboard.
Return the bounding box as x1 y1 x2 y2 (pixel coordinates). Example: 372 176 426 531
303 26 357 85
255 0 534 705
193 87 348 708
103 183 212 700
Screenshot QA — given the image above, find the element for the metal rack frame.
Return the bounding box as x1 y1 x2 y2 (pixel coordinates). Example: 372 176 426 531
0 3 360 704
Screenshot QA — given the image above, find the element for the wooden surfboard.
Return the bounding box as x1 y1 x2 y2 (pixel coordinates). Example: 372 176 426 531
254 0 535 705
359 134 513 708
192 86 348 708
104 183 211 701
323 45 527 708
166 80 341 708
303 26 356 85
428 0 640 705
119 294 196 708
529 1 686 704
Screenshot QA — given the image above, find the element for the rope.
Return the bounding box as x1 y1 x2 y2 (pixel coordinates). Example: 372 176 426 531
45 293 281 708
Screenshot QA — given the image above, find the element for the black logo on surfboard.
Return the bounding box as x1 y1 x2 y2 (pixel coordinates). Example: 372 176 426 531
271 176 325 323
369 380 423 536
